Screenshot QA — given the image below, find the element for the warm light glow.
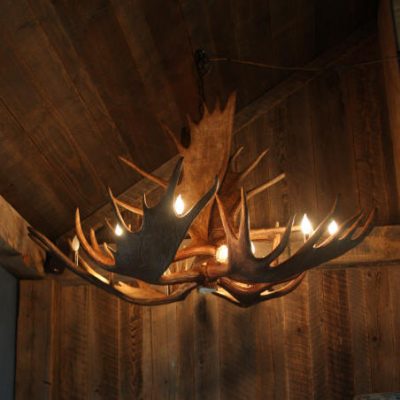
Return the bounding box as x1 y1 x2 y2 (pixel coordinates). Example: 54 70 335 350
216 244 229 263
174 194 185 215
301 214 313 236
328 220 339 235
71 235 80 252
115 223 123 236
251 241 256 255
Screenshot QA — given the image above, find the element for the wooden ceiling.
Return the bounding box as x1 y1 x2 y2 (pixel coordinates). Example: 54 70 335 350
0 0 377 238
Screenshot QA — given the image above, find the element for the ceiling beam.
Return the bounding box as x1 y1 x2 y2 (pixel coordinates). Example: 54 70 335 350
60 22 375 242
0 196 45 278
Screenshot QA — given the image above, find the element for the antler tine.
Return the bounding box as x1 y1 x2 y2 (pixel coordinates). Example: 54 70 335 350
119 156 168 188
213 273 305 307
161 123 185 154
75 209 115 267
255 273 306 303
113 197 143 216
216 194 236 242
350 208 376 242
340 210 368 240
238 148 269 183
233 173 286 220
103 242 115 257
317 210 363 247
89 228 114 261
164 156 184 202
246 173 286 200
261 214 295 264
238 188 252 249
108 188 131 232
297 197 339 252
229 146 244 171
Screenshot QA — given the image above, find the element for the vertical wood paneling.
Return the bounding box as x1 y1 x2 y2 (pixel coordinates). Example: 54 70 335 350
309 71 358 218
16 280 57 400
321 271 354 399
256 298 287 399
87 288 119 399
58 285 89 400
193 294 220 400
364 269 400 393
219 300 259 400
346 269 372 395
118 302 144 399
307 270 327 400
282 279 314 400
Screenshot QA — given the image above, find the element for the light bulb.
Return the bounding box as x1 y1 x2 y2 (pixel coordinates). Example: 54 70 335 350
174 194 184 215
216 244 229 263
71 235 80 252
328 220 339 235
301 214 313 236
115 223 123 236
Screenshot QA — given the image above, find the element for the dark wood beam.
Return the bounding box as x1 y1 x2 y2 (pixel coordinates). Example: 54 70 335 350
0 196 45 278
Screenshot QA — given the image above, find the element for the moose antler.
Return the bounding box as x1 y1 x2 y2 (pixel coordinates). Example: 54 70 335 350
28 95 376 307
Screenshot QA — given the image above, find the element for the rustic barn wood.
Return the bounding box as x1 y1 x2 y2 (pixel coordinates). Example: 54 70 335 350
0 195 44 278
7 0 400 398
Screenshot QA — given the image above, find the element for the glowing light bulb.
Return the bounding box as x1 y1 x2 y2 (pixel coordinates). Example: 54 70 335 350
301 214 313 236
174 194 184 215
216 244 229 263
114 223 123 236
328 220 339 235
71 235 80 252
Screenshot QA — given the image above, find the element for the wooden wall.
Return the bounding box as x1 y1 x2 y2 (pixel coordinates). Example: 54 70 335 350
15 34 400 399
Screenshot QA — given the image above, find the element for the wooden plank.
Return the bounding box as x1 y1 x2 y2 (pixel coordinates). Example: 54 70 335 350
58 285 89 399
175 291 195 399
282 278 314 399
219 298 258 400
0 195 45 278
110 0 182 133
15 280 57 400
308 68 358 219
255 298 287 399
49 0 173 173
307 270 328 399
340 35 398 224
321 270 354 399
87 287 120 399
364 268 400 392
118 302 144 399
346 268 372 395
378 0 400 212
193 293 220 400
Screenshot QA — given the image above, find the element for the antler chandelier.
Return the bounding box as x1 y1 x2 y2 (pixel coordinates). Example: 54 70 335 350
29 95 375 307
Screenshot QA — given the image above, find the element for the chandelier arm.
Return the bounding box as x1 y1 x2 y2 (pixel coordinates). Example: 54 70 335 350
161 123 185 154
174 244 216 261
213 272 306 308
112 197 144 216
118 155 168 188
238 148 269 183
229 146 244 171
28 226 198 306
108 187 131 232
75 209 115 267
